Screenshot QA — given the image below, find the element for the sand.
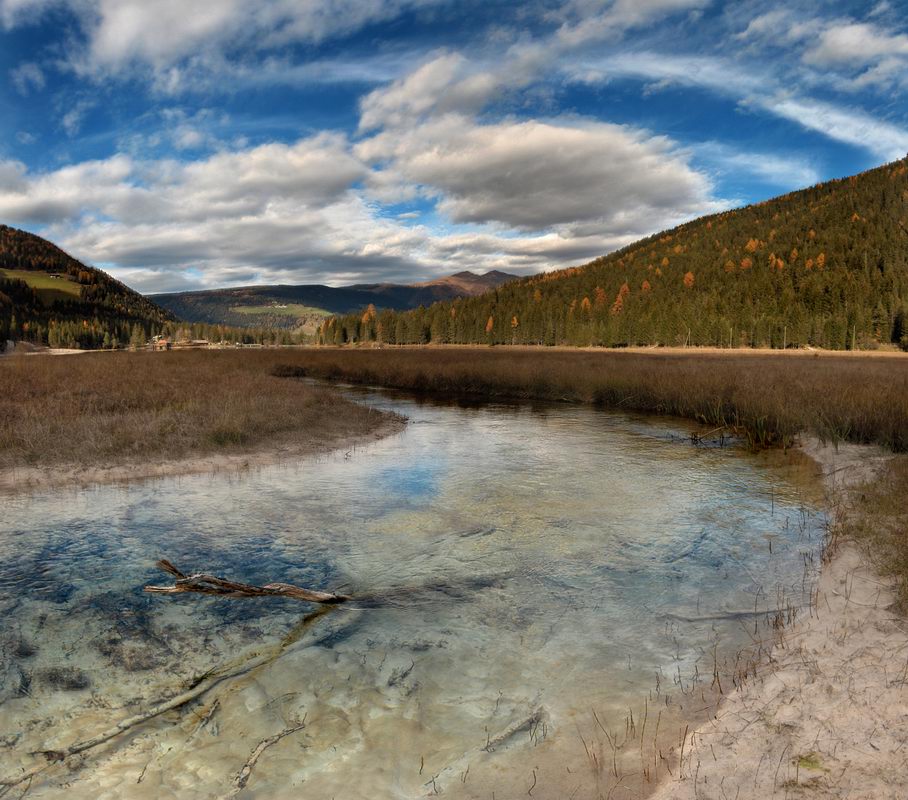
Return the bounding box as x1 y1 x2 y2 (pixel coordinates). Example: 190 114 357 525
649 440 908 800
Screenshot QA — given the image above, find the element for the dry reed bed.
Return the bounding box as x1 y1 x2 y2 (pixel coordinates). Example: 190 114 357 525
0 349 396 469
270 347 908 450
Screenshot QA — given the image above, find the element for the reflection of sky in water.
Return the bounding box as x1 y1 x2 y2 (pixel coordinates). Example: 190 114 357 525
377 461 441 501
0 388 826 799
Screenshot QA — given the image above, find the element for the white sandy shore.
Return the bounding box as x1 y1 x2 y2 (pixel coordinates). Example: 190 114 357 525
650 440 908 800
0 416 406 494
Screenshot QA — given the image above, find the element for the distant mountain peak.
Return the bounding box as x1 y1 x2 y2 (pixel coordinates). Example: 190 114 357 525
417 270 518 292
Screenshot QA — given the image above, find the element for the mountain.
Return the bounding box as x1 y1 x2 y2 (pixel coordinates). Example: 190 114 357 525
0 225 174 349
321 156 908 350
150 270 518 333
417 270 519 294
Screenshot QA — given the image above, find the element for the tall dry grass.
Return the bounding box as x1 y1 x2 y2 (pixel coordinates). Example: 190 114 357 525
269 347 908 451
0 350 395 469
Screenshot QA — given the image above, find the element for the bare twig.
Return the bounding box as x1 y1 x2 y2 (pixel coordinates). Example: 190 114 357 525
220 718 307 799
145 559 351 604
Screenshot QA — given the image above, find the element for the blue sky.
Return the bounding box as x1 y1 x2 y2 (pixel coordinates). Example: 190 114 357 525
1 0 906 293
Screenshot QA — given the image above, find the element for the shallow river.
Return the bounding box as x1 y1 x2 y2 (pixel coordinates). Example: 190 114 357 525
0 386 826 799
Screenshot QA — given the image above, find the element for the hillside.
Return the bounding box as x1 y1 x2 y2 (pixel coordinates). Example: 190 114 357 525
0 225 174 349
150 270 518 333
320 157 908 350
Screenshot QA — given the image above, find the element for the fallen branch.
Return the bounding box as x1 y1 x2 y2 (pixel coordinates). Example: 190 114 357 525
427 707 547 795
220 718 307 799
144 559 351 604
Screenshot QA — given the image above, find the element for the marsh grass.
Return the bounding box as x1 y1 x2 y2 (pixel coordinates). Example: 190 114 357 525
269 347 908 451
0 349 395 470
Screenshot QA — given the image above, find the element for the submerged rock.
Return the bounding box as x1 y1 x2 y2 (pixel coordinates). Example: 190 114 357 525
36 666 91 691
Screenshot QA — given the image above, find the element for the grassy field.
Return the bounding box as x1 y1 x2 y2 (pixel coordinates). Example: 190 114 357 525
0 268 82 305
230 303 331 318
0 349 398 470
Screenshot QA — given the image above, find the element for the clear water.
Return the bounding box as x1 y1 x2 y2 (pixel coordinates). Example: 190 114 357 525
0 387 825 799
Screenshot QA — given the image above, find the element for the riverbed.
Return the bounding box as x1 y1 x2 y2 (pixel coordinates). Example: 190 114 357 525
0 386 827 799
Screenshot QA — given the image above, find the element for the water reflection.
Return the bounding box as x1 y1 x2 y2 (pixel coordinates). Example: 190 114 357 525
0 387 825 799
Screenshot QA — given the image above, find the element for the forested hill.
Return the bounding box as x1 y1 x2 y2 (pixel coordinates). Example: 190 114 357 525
320 156 908 350
0 224 173 348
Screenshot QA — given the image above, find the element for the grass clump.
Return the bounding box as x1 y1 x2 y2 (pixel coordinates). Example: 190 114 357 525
794 753 826 771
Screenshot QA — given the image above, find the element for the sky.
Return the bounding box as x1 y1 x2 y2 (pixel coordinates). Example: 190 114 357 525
0 0 907 293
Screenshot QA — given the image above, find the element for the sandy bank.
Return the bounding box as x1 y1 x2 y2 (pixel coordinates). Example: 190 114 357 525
650 440 908 800
0 416 406 494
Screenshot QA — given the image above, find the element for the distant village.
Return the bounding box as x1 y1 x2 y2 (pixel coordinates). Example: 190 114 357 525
146 334 267 351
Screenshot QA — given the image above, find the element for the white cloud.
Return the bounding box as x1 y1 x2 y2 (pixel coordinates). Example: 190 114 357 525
572 51 762 96
732 9 821 46
696 143 820 189
868 2 891 18
9 61 44 95
358 114 718 232
359 53 496 132
357 46 547 132
572 51 908 160
555 0 712 47
802 21 908 90
0 0 54 27
763 95 908 161
61 99 95 136
732 11 908 91
1 0 447 79
804 22 908 67
0 115 724 292
0 134 365 225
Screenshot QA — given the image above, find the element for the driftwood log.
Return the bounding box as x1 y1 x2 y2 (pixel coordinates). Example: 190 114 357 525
144 559 351 604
